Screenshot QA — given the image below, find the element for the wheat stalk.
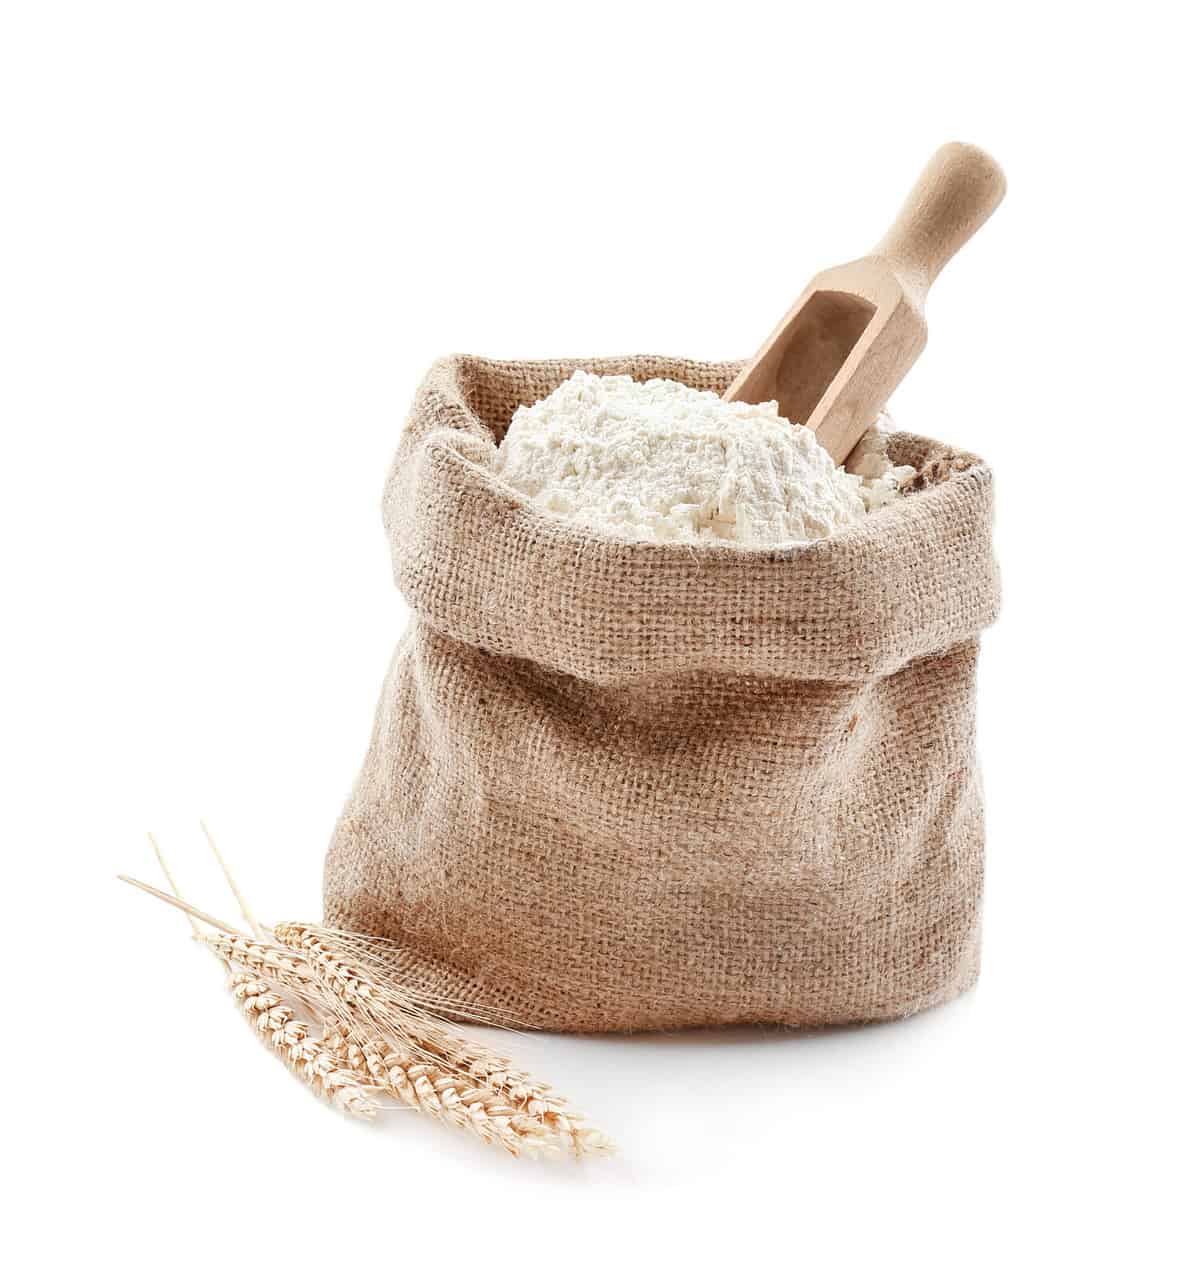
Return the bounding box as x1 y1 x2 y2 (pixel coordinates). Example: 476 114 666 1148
147 833 201 936
229 973 379 1119
200 821 267 940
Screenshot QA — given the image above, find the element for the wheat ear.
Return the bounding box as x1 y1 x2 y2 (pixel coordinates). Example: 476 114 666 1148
135 848 378 1127
121 867 615 1157
304 926 614 1155
211 926 590 1156
229 973 379 1119
128 858 377 1122
214 932 572 1156
276 922 614 1157
321 1019 560 1158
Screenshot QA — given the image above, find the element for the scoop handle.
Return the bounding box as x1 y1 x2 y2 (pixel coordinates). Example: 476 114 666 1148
873 142 1006 300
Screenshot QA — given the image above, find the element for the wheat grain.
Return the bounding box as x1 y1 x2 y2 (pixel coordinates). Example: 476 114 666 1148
229 973 379 1119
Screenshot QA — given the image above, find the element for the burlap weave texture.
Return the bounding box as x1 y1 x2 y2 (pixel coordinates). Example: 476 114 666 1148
324 355 1000 1032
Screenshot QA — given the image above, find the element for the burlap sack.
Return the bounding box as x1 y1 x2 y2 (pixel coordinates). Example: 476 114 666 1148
324 354 1000 1033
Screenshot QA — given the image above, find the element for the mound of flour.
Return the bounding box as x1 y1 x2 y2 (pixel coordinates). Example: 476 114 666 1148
494 371 914 547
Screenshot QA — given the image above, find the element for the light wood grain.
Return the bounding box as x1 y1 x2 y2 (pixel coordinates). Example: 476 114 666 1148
724 142 1006 464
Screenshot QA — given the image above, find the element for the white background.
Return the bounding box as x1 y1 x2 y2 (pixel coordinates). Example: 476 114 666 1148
3 2 1196 1264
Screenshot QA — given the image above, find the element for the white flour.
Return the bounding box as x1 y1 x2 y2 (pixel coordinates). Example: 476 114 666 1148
495 371 914 547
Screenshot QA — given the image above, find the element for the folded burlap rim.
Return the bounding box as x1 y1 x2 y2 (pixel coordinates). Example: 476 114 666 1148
383 354 999 684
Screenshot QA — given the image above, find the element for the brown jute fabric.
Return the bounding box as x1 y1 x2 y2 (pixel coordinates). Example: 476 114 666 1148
324 354 1000 1033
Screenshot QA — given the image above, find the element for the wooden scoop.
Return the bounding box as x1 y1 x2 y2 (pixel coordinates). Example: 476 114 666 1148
724 142 1006 464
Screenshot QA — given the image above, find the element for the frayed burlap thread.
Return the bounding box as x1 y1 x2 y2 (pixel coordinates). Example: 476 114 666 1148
324 354 1000 1033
